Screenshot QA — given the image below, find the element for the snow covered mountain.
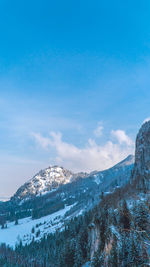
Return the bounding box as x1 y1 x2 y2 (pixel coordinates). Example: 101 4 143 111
11 155 134 204
11 166 87 203
0 154 135 248
1 124 150 267
8 155 135 219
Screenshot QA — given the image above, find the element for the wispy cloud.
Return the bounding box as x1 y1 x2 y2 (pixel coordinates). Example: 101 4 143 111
93 122 104 137
31 132 52 149
111 129 134 146
32 128 134 173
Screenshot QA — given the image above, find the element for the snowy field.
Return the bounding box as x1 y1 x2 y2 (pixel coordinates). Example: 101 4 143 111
0 204 76 248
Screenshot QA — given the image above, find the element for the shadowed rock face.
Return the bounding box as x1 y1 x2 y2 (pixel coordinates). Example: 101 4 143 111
133 121 150 190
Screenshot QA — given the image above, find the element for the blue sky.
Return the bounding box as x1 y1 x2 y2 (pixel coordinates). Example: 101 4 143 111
0 0 150 196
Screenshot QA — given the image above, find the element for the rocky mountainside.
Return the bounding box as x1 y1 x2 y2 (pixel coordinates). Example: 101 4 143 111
11 155 134 204
85 122 150 266
132 120 150 190
11 166 87 202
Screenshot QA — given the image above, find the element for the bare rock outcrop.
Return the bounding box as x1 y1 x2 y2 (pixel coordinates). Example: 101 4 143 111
132 121 150 191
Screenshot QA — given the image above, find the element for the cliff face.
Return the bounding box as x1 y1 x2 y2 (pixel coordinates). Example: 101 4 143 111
88 122 150 262
132 121 150 190
88 223 101 259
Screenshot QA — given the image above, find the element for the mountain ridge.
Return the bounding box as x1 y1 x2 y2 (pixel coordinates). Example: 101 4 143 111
11 155 134 204
11 165 88 203
0 154 134 248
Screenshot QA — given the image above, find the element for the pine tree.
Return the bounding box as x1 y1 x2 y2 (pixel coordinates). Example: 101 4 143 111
135 202 148 231
73 242 83 267
31 227 35 234
109 235 118 266
15 218 18 225
120 200 130 230
120 233 130 266
100 191 104 200
92 251 104 267
64 240 75 267
128 236 139 265
78 229 88 260
99 208 107 252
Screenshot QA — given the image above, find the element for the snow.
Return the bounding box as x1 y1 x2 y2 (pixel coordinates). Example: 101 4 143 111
78 209 84 216
110 225 121 241
0 203 76 248
12 165 76 203
143 117 150 124
36 188 57 197
93 174 101 185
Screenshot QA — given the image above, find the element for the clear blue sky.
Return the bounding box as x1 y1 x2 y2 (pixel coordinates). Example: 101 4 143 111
0 0 150 197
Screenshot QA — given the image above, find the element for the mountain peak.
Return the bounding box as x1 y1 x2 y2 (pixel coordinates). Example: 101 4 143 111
11 165 73 202
11 165 88 202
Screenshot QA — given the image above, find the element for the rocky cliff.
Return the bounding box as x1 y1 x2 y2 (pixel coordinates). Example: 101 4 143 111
132 120 150 191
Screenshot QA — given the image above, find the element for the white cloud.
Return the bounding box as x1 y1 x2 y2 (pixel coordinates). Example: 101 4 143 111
93 123 104 137
111 130 133 146
31 132 52 149
32 129 134 173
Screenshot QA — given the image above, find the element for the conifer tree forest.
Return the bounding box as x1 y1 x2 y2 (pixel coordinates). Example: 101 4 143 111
0 181 149 267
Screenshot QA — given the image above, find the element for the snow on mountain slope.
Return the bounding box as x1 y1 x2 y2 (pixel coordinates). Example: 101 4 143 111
90 154 134 188
0 155 135 249
11 166 87 202
11 156 134 204
112 154 134 169
0 203 76 248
